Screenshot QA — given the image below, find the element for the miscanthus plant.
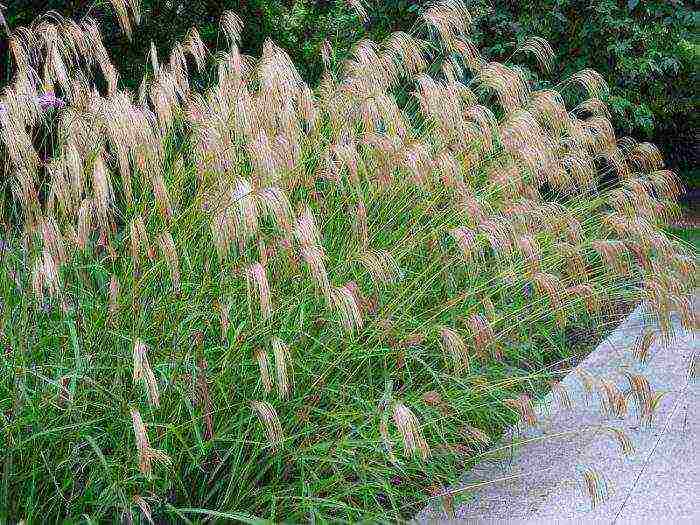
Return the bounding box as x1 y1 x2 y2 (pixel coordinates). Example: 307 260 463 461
0 1 696 522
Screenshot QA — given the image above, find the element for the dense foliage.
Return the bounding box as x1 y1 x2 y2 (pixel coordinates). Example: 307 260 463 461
1 2 697 521
2 1 697 180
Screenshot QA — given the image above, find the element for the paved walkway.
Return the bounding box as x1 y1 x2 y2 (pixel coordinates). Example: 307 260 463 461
416 294 699 524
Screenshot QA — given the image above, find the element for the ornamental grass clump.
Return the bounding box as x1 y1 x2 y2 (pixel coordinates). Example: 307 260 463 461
0 1 696 521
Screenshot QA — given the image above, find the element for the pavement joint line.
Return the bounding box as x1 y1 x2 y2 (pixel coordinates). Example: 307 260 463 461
612 382 691 523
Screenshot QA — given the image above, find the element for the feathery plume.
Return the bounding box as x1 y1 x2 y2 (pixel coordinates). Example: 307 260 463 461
320 39 333 71
630 142 664 171
185 28 207 73
346 0 368 23
218 299 231 341
251 400 284 451
294 205 321 246
152 173 173 220
439 326 469 374
91 153 114 224
478 62 530 113
422 0 472 46
130 408 170 476
149 41 159 74
553 382 573 411
569 69 609 98
505 394 537 427
568 284 599 315
624 372 664 426
108 0 140 40
354 198 369 248
221 11 244 44
632 330 655 364
130 214 153 263
604 427 635 456
384 32 427 77
300 245 331 304
359 250 401 287
255 348 273 394
39 216 67 265
596 378 627 418
331 283 364 333
516 36 554 72
515 235 540 274
575 368 597 405
479 218 513 257
108 274 120 319
133 495 154 525
557 243 589 283
246 262 272 320
467 313 496 359
591 240 629 276
532 272 567 328
530 90 570 133
392 402 430 460
132 340 160 407
258 186 293 232
31 250 61 304
272 337 293 399
579 466 610 509
450 226 479 262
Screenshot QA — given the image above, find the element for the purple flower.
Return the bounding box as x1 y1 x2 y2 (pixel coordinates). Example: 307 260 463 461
37 92 65 111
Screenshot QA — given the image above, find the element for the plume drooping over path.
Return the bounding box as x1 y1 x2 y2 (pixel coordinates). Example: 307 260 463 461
417 293 699 523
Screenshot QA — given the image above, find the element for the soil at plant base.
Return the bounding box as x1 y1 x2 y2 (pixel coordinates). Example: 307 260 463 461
558 298 636 372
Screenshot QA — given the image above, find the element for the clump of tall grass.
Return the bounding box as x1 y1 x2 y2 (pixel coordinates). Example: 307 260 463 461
0 1 696 521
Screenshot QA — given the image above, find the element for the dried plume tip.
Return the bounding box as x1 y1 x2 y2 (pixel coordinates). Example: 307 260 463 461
632 329 656 364
331 283 364 333
130 408 170 477
255 348 273 394
467 313 497 359
392 402 430 460
439 326 469 374
132 495 154 525
251 400 284 451
504 394 538 428
604 426 635 456
132 339 160 407
272 337 293 399
624 372 666 427
579 465 610 509
596 378 627 418
246 262 272 320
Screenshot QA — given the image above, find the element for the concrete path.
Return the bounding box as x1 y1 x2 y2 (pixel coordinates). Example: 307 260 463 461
416 294 699 524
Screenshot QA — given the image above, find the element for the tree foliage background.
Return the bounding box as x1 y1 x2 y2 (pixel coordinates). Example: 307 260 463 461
1 0 697 187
